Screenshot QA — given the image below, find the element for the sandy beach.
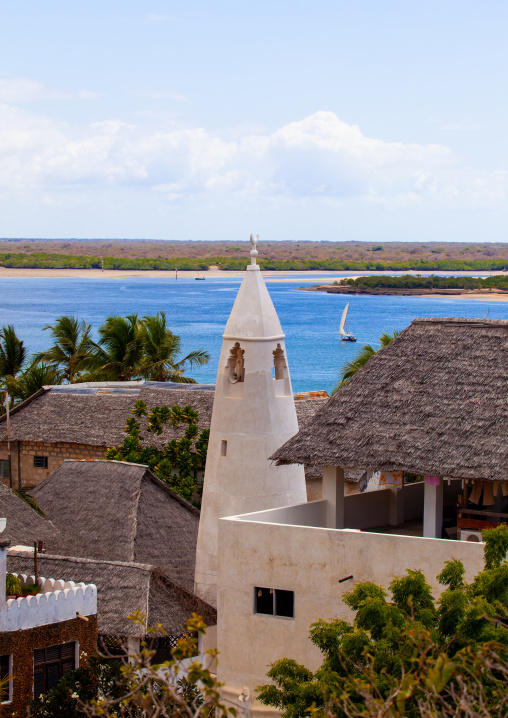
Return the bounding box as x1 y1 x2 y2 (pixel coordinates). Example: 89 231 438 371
300 284 508 301
0 267 336 282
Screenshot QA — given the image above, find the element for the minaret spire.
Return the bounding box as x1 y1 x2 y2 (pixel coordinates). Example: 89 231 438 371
194 235 307 607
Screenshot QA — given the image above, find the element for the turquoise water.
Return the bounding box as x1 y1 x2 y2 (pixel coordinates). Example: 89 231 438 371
1 274 507 393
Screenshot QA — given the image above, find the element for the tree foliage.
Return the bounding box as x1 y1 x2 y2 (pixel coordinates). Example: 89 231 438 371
28 614 232 718
105 400 209 504
333 331 400 394
257 525 508 718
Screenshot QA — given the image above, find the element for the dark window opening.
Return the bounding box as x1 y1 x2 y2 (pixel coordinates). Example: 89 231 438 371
34 456 48 469
0 460 10 480
33 642 76 697
275 590 294 618
255 587 273 615
254 587 294 618
221 440 227 457
0 655 11 703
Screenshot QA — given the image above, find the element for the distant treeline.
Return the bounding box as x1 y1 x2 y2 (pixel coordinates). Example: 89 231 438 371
341 274 508 290
3 251 508 273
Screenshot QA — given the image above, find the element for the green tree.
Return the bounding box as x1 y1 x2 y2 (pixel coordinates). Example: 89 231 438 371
105 400 209 503
0 325 27 380
28 615 229 718
8 361 62 402
87 315 144 381
258 525 508 718
333 331 400 393
138 312 210 383
34 316 93 382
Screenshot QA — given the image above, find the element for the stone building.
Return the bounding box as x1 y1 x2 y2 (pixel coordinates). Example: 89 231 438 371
0 523 97 717
214 317 508 715
0 382 329 496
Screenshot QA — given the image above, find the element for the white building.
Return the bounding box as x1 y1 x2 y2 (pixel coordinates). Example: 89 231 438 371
195 236 307 607
200 299 504 715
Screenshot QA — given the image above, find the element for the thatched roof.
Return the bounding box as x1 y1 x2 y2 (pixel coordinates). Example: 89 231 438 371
7 552 216 637
272 318 508 482
0 382 328 479
32 460 199 592
0 482 59 546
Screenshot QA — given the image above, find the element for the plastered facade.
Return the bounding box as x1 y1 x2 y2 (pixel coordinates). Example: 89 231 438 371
216 506 485 717
0 441 105 490
195 262 307 607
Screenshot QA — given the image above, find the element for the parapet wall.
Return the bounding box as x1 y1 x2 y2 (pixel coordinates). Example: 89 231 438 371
1 573 97 632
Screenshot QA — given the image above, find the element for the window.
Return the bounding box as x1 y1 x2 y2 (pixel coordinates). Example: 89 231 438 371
254 587 294 619
0 460 9 480
221 440 227 457
33 643 76 697
0 654 12 703
33 456 48 469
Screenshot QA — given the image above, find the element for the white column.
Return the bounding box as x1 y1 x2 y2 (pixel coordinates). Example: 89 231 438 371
388 485 405 526
322 466 345 529
423 481 443 538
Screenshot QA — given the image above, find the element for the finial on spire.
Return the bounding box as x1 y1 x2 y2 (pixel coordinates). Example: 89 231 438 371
249 234 259 266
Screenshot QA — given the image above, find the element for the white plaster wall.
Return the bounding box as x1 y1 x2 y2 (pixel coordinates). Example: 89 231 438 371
0 573 97 632
195 266 307 607
216 516 485 712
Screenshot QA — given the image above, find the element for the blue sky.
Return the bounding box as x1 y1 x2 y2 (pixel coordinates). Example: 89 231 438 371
0 1 507 242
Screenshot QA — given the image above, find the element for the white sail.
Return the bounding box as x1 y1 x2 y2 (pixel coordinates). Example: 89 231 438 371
339 303 349 337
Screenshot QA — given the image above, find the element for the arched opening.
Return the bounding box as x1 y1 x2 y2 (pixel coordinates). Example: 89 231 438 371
227 342 245 383
273 343 287 381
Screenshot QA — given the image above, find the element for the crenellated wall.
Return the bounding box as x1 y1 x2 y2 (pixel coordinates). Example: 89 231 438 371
1 573 97 632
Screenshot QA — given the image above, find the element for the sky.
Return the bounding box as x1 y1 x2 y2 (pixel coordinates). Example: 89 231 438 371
0 1 507 243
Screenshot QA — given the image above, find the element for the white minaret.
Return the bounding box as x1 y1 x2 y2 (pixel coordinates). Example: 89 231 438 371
194 235 307 607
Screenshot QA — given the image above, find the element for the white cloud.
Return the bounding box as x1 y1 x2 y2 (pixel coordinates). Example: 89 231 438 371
0 78 99 103
0 108 505 213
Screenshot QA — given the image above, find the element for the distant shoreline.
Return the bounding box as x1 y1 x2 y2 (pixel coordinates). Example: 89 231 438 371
299 284 508 301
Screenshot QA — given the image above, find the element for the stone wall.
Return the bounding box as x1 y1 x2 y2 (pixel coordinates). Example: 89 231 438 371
0 441 105 490
0 614 98 718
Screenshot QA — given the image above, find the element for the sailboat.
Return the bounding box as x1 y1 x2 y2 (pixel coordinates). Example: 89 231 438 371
339 302 357 342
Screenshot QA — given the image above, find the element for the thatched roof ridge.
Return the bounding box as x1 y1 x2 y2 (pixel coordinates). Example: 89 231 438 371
0 482 60 546
32 460 199 591
271 317 508 481
0 383 328 480
7 552 216 637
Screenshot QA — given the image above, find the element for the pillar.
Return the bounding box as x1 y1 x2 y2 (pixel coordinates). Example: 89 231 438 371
322 466 345 529
423 480 443 538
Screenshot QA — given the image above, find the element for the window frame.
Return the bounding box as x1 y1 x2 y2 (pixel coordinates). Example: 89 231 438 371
0 654 12 704
0 459 10 480
33 456 48 469
253 586 295 620
33 642 77 697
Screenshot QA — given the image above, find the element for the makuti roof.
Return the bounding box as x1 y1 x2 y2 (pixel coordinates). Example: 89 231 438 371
0 482 60 547
32 460 199 592
7 552 216 637
272 317 508 481
0 383 328 478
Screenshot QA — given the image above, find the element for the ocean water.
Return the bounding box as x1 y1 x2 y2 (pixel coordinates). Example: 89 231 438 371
1 273 507 393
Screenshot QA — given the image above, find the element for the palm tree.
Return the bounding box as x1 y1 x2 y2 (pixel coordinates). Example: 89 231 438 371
86 315 145 381
7 361 62 403
0 325 26 380
333 331 400 393
34 315 93 382
138 312 210 383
